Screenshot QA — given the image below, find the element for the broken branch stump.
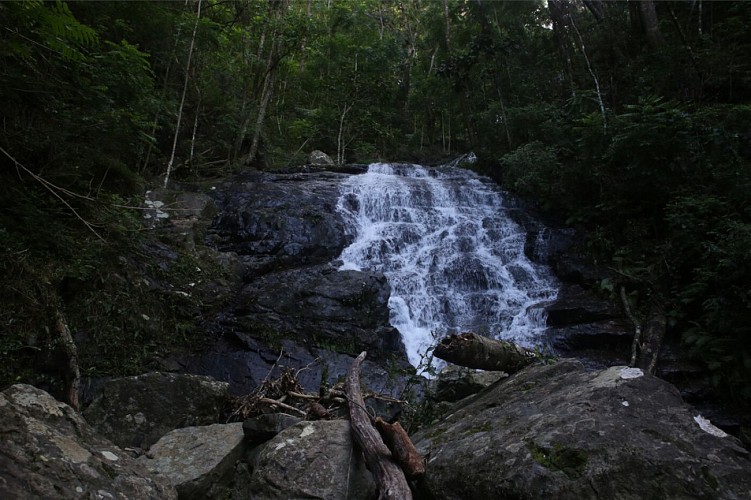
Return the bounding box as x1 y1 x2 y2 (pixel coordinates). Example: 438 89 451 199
375 417 425 480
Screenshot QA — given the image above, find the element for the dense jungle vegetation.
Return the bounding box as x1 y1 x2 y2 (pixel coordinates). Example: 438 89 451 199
1 1 750 407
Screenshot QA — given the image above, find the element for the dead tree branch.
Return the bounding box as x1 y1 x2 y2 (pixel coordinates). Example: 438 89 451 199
346 351 412 500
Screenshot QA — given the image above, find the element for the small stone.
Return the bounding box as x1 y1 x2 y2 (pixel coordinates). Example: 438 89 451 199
619 367 643 379
694 415 729 438
101 451 119 461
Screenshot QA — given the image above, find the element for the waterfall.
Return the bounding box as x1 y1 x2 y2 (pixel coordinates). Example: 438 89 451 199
336 162 558 368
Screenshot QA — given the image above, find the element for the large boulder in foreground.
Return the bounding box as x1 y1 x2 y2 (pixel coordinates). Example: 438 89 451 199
413 359 751 499
0 384 176 499
83 372 229 450
138 423 246 499
248 420 376 499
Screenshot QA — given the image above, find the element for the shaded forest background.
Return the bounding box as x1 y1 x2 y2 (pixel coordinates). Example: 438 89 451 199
1 1 750 407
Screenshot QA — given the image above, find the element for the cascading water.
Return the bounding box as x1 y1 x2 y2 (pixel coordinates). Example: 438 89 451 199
336 162 558 368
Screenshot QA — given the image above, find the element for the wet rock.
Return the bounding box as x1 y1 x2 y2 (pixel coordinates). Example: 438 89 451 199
0 384 176 499
236 264 403 356
208 171 350 275
433 365 508 402
547 319 633 353
243 413 302 446
544 284 622 327
178 337 420 421
83 372 229 451
248 420 376 499
413 359 751 499
138 423 246 499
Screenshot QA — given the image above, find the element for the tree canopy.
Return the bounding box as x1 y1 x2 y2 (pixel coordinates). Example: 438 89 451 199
1 0 750 406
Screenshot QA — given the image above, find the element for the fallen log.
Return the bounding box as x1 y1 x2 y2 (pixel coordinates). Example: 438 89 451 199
375 417 425 480
433 332 537 373
346 351 412 500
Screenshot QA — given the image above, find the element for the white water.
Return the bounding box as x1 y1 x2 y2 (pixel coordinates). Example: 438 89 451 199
336 162 558 368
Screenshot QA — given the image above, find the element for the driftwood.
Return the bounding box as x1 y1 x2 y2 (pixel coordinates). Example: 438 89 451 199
375 417 425 480
346 351 412 500
433 332 537 373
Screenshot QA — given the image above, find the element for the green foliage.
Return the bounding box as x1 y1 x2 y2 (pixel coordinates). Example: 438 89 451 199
1 0 750 408
501 141 560 207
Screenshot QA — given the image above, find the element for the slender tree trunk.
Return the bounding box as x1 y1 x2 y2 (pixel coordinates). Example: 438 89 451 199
245 1 288 166
568 10 607 132
55 308 80 411
582 0 605 23
189 94 200 170
246 67 275 166
164 0 202 188
443 0 451 51
337 103 351 166
548 0 576 98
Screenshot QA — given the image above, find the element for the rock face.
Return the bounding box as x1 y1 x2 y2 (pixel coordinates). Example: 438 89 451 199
139 423 246 499
248 420 376 499
0 384 176 499
236 264 403 356
208 170 350 275
177 169 413 396
83 372 229 450
413 359 751 500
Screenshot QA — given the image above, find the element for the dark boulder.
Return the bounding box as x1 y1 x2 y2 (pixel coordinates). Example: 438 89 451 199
138 422 246 499
547 319 633 352
544 284 622 326
433 365 508 402
243 413 302 446
83 372 229 451
413 359 751 499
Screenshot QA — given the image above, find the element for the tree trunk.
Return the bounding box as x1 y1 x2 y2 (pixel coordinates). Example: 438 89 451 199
636 305 666 375
568 10 608 132
639 0 662 49
245 0 288 166
346 352 412 500
582 0 605 23
433 333 537 373
336 103 351 166
54 309 80 411
443 0 451 51
547 0 576 98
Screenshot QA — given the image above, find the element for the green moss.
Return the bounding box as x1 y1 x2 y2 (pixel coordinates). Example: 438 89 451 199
528 442 588 479
463 421 493 435
701 465 719 490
